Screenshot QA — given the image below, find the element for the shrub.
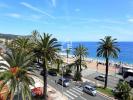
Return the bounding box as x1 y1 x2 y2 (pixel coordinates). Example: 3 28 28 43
73 71 82 81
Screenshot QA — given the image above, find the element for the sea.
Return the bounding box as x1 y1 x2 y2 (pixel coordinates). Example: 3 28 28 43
61 42 133 64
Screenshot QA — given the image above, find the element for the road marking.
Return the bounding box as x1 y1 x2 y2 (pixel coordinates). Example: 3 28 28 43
63 92 74 100
75 87 83 91
80 96 87 100
50 80 54 83
73 87 83 94
69 89 81 95
66 90 78 97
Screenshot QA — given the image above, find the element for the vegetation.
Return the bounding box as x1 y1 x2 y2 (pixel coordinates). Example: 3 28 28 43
67 44 88 81
66 48 70 63
97 87 113 97
97 36 120 88
7 37 34 53
33 33 61 100
0 50 35 100
55 58 63 73
114 81 133 100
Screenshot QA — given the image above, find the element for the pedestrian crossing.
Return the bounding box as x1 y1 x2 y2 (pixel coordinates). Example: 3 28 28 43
63 87 84 100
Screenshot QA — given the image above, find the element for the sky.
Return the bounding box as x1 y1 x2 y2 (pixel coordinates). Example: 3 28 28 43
0 0 133 41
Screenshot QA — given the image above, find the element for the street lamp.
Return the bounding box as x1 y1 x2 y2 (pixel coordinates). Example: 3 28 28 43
61 66 64 96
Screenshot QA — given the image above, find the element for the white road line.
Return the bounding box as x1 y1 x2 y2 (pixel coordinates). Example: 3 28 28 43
80 96 87 100
75 87 83 91
73 88 83 94
50 80 54 83
66 90 78 97
69 89 81 95
63 92 74 100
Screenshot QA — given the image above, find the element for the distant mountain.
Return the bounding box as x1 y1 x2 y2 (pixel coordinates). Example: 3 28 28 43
0 33 31 39
0 33 20 39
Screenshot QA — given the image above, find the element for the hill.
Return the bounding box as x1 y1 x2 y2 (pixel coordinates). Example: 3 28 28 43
0 33 20 39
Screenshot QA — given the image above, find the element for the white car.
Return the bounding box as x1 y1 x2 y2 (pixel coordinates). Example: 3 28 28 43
95 75 105 82
83 85 97 96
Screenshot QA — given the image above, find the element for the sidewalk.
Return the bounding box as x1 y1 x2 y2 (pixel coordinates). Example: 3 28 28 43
47 85 68 100
32 76 68 100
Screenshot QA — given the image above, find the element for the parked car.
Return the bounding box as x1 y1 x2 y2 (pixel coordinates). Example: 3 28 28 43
83 85 97 96
57 77 70 87
48 70 57 76
95 75 105 82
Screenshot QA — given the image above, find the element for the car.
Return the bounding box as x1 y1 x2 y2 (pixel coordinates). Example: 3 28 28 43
57 77 70 87
95 75 105 82
48 70 57 76
83 85 97 96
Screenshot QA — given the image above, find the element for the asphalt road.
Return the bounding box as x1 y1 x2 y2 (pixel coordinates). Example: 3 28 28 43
47 75 108 100
82 69 122 89
84 72 120 89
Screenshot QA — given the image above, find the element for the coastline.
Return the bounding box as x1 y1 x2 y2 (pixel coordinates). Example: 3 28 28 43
60 52 133 75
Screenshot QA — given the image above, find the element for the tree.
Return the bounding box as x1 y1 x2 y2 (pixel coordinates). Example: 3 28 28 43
34 33 61 100
97 36 120 88
73 44 88 71
67 44 88 81
55 58 63 72
65 48 70 63
0 50 35 100
7 37 34 53
114 81 132 100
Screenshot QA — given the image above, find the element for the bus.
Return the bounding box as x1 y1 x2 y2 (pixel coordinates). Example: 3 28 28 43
123 69 133 87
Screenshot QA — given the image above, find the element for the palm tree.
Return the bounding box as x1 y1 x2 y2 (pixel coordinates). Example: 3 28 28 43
55 58 63 72
0 50 35 100
115 81 132 100
97 36 120 88
34 33 61 100
7 37 34 53
66 48 70 63
67 58 87 81
67 44 88 81
73 44 88 71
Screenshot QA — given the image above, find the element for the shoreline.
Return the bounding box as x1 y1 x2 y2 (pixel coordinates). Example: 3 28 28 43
60 52 133 75
60 52 133 67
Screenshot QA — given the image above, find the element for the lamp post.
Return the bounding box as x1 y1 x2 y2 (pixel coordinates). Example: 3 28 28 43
62 66 64 96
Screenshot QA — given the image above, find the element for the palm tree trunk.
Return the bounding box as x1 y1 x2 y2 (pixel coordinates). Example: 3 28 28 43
43 60 47 100
80 55 82 72
104 57 109 88
57 63 60 72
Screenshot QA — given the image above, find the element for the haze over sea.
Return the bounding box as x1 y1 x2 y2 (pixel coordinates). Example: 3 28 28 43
62 42 133 64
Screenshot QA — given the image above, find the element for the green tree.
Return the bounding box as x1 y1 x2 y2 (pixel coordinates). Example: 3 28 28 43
74 44 88 71
66 48 70 63
115 81 132 100
55 58 63 73
7 37 34 53
34 33 61 100
0 50 35 100
67 44 88 81
97 36 120 88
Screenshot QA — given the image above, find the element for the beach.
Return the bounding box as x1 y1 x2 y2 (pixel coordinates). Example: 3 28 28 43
61 54 119 75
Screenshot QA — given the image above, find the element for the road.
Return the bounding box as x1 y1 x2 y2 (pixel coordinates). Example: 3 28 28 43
82 69 122 89
34 69 108 100
47 75 108 100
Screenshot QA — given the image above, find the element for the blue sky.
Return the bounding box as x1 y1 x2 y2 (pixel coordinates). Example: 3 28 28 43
0 0 133 41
